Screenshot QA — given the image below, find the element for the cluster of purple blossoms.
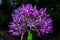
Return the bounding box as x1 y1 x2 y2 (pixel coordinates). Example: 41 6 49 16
8 4 53 36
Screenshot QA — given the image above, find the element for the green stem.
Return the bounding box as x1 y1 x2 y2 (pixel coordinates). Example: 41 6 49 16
27 31 32 40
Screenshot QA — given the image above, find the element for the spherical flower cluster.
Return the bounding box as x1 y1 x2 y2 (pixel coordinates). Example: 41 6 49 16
8 4 53 36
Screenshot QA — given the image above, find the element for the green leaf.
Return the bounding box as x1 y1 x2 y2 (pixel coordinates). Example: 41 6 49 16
0 31 6 40
0 32 3 36
27 31 32 40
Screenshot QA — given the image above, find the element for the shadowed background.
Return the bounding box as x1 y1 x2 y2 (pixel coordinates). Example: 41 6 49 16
0 0 60 40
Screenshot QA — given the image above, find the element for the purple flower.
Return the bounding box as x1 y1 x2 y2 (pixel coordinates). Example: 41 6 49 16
8 4 53 36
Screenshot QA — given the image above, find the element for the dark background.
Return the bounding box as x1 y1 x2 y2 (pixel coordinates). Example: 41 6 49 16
0 0 60 40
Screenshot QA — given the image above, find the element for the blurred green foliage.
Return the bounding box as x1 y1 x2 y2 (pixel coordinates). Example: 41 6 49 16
0 31 6 40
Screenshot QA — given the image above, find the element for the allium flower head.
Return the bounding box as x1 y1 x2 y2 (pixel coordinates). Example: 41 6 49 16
8 4 53 36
